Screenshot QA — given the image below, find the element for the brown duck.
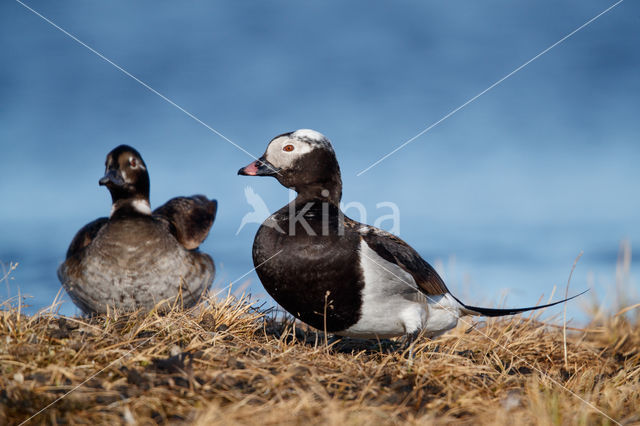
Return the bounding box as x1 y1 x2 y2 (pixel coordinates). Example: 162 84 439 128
58 145 216 314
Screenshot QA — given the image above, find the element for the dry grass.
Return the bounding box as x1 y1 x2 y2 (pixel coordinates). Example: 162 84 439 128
0 287 638 426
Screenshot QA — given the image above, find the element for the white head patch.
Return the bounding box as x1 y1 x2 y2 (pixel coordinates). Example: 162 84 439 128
128 155 146 170
264 129 334 169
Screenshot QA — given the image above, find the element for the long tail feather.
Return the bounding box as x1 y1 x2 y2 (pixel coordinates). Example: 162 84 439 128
453 289 589 317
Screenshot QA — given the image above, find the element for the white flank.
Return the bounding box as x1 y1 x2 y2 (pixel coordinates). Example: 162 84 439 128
340 240 424 338
340 239 464 338
423 293 465 337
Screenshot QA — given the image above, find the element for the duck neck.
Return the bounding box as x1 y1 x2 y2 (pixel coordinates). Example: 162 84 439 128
295 180 342 206
110 197 152 218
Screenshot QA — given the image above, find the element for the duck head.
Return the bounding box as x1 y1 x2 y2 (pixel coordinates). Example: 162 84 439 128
238 129 342 204
100 145 151 216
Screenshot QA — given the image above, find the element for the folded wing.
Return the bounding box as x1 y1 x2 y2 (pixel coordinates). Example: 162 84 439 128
153 195 217 250
358 225 450 296
64 217 109 259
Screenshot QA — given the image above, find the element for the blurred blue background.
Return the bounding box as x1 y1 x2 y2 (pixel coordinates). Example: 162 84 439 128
1 1 638 322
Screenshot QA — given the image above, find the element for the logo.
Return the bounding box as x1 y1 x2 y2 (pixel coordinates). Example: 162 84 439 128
236 186 400 236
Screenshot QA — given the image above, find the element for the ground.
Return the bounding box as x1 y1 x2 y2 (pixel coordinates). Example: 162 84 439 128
0 293 638 425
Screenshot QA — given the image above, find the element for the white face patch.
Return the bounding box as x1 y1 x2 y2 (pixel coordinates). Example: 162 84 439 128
128 156 146 170
264 128 333 169
264 135 315 169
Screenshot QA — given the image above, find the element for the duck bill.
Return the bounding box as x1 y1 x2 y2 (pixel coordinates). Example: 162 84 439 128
99 169 125 187
238 157 279 176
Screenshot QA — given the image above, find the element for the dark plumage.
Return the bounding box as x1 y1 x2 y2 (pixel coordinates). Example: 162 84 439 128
154 195 217 250
58 145 216 314
239 129 584 339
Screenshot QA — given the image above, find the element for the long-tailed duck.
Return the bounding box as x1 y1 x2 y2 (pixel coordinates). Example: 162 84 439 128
238 129 583 339
58 145 216 314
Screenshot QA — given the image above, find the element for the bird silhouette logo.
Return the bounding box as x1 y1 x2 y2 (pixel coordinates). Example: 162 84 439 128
236 186 284 235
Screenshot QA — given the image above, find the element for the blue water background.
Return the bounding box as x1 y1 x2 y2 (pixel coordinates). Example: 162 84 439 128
1 1 638 323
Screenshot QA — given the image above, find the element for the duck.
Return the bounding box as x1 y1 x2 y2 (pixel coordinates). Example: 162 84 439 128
238 129 584 339
58 145 216 315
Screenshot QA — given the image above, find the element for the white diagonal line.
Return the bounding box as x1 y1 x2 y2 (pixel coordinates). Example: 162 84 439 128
358 249 619 425
357 0 625 176
18 250 282 425
14 0 260 162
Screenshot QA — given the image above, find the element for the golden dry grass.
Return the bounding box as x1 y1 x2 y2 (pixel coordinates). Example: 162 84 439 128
0 288 639 426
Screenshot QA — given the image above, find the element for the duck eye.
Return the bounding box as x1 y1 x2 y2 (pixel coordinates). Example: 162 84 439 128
129 158 137 168
283 144 295 152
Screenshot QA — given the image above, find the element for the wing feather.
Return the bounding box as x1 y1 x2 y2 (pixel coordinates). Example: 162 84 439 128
64 217 109 259
153 195 217 250
355 222 449 296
